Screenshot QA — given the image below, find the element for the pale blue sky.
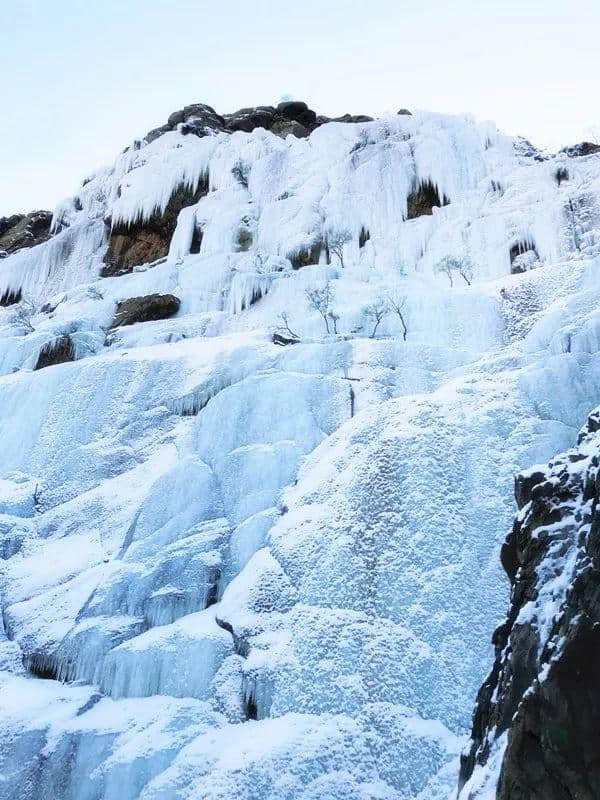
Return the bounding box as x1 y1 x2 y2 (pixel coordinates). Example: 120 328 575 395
2 0 599 213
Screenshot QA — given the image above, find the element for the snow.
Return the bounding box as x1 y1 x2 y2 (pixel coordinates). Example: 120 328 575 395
1 109 600 799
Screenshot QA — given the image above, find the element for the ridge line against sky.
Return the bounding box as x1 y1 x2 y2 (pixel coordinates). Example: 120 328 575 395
2 0 599 213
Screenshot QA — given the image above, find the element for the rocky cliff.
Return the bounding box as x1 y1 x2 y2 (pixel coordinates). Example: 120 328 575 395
459 409 600 799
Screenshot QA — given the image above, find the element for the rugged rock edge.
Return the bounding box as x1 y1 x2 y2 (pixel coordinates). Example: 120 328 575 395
460 409 600 799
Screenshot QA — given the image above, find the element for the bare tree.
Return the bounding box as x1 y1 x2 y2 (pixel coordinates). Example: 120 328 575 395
386 290 408 341
11 299 36 333
363 298 389 338
435 255 473 287
231 159 250 188
305 282 335 333
275 311 300 340
327 230 352 268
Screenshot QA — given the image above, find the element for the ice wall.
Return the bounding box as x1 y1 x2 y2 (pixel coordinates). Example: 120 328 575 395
2 110 600 800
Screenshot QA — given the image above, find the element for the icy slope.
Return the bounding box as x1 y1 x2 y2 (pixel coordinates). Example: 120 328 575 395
1 109 600 800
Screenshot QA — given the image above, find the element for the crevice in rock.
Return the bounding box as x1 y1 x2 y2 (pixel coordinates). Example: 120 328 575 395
205 567 220 608
190 225 203 254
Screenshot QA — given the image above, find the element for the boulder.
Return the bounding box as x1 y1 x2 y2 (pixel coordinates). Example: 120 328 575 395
270 119 309 139
145 124 172 144
276 101 317 129
224 106 276 133
332 113 374 124
112 294 180 327
0 210 52 254
179 104 225 136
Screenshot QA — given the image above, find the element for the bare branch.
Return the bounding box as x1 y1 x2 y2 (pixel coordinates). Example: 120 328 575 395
363 298 389 338
385 290 408 341
327 230 352 269
305 282 335 334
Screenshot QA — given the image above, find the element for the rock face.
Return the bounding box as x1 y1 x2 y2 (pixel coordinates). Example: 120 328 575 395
406 181 448 219
459 409 600 799
561 141 600 158
112 293 180 327
102 181 208 276
34 336 75 370
0 211 52 254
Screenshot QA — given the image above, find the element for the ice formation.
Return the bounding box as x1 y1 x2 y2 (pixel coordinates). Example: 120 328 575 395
1 109 600 800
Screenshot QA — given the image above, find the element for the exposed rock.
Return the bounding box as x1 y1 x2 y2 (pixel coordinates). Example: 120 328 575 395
111 294 180 327
332 113 374 124
35 336 75 370
179 104 225 136
144 100 375 145
145 124 171 144
397 108 412 115
270 119 309 139
406 181 448 219
0 210 52 254
561 141 600 158
272 333 299 346
276 101 317 129
102 180 208 277
288 241 324 269
0 288 22 306
224 106 276 133
459 409 600 799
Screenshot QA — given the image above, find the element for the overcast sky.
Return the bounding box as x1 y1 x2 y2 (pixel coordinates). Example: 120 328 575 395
2 0 599 214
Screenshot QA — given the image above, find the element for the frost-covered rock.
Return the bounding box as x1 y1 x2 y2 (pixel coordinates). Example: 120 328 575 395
459 408 600 799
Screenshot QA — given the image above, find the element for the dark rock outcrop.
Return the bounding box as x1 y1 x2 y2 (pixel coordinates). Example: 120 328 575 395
142 100 376 145
406 181 448 219
111 294 180 327
272 333 299 346
270 118 309 139
561 142 600 158
35 336 75 370
224 106 276 133
102 180 208 277
0 288 22 306
459 409 600 800
0 211 52 255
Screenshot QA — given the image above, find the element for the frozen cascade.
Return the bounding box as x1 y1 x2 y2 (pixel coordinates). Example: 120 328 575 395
1 109 600 800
